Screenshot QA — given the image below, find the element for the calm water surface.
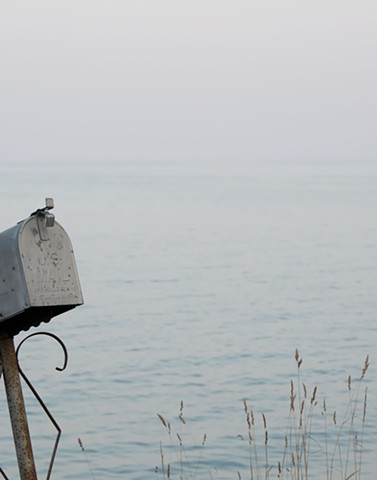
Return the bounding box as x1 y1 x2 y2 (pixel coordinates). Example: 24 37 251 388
0 162 376 479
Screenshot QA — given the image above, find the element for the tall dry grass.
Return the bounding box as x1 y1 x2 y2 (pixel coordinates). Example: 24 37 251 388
157 351 369 480
156 401 208 480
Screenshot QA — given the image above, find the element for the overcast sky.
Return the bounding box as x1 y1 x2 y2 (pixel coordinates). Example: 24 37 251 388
1 1 376 166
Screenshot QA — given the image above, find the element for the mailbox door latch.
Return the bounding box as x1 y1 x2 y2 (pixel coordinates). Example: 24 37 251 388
33 198 55 241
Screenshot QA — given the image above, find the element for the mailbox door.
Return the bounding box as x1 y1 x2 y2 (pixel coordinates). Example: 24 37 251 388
19 216 83 307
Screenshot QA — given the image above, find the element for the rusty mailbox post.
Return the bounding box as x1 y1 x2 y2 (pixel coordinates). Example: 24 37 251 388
0 198 83 479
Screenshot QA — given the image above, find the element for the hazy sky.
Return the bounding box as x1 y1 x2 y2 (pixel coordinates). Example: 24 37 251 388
1 1 376 165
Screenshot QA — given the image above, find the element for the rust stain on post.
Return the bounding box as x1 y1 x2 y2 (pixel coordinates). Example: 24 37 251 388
0 335 38 480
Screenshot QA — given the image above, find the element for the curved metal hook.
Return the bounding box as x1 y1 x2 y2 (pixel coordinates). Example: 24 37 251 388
15 331 69 480
16 331 68 372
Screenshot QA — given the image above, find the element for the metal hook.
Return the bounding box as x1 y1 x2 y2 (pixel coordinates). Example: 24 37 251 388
16 332 68 372
14 332 69 480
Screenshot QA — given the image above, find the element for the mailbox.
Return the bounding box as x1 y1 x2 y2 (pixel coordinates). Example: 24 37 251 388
0 198 83 336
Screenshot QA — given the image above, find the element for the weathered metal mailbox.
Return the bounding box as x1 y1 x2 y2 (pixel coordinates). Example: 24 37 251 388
0 198 83 480
0 198 83 336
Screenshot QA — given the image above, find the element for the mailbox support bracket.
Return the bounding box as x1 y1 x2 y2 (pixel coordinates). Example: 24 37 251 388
0 332 68 480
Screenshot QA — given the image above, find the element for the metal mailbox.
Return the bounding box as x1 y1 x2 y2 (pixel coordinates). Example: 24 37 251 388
0 198 83 336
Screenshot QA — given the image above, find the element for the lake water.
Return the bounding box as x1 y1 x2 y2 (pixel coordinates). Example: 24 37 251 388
0 161 376 479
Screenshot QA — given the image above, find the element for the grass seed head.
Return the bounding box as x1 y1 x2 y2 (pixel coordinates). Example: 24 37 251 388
179 413 186 425
295 348 299 362
311 386 317 404
247 412 251 430
157 414 168 428
363 387 368 422
262 413 267 430
290 393 296 412
361 355 369 379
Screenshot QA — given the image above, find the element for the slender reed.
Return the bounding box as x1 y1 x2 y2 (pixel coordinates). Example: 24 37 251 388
78 437 96 480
